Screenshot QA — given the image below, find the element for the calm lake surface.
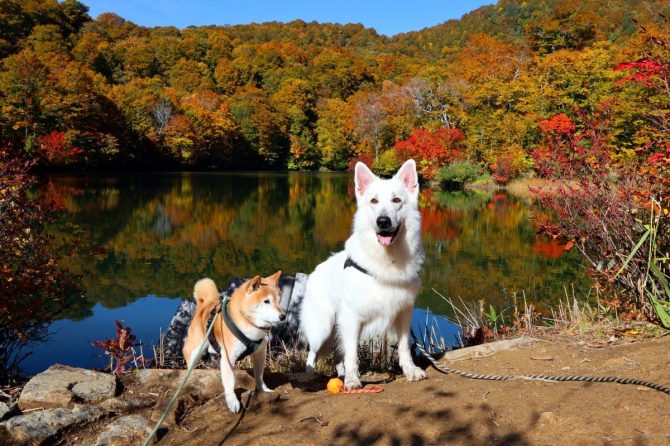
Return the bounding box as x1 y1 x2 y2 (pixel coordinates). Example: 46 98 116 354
23 172 590 374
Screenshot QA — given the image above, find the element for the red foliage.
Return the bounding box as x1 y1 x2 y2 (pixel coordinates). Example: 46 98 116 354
490 156 518 185
531 238 573 259
394 127 465 179
348 152 374 172
37 131 84 167
539 113 576 136
92 320 140 375
1 144 84 379
533 105 613 178
614 59 666 87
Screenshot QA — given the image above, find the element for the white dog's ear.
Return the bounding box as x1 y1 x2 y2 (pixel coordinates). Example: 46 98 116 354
394 159 419 196
355 162 376 197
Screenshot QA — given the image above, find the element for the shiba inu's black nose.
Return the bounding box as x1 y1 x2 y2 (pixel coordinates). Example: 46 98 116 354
376 216 392 229
279 314 286 321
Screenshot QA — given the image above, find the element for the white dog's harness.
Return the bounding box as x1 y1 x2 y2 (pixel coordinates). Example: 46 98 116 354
344 256 371 276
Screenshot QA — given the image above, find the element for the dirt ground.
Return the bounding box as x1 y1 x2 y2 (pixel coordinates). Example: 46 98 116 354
78 335 670 446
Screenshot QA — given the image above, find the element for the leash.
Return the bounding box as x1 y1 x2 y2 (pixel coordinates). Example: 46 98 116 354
142 301 220 446
414 339 670 395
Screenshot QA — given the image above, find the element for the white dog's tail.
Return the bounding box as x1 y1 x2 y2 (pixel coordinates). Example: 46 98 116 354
193 278 220 307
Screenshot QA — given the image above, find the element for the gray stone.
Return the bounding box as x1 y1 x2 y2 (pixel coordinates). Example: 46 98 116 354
19 364 116 410
1 406 103 444
440 337 538 362
93 414 152 446
135 368 250 399
98 397 150 413
0 401 10 420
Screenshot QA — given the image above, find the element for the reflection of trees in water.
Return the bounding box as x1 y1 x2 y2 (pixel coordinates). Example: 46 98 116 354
419 189 591 313
44 173 356 311
1 158 85 382
40 174 591 325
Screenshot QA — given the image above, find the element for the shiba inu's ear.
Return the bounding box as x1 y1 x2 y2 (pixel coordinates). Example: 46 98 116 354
246 275 262 294
264 270 281 286
394 159 419 196
355 162 376 197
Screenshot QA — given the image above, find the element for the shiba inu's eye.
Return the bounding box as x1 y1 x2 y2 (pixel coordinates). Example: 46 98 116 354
264 298 270 304
370 198 378 204
392 197 401 203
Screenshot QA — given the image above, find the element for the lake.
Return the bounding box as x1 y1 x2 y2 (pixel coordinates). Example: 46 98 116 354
21 172 590 374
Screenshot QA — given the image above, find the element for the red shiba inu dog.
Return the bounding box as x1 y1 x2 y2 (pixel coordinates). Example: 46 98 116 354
182 271 285 412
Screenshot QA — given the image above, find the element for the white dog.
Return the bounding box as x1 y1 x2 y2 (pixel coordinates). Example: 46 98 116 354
299 159 426 389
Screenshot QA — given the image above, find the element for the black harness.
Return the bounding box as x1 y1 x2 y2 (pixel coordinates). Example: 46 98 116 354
207 297 264 360
344 256 372 276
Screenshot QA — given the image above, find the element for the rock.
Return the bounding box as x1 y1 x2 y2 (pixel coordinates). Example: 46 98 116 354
93 414 152 446
1 406 102 444
135 369 254 399
98 397 151 413
0 401 10 420
19 365 116 410
440 337 538 362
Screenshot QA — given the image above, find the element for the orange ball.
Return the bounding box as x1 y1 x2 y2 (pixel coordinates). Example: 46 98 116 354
327 377 344 394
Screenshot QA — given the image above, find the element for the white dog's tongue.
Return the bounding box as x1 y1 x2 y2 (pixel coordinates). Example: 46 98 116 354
377 234 393 246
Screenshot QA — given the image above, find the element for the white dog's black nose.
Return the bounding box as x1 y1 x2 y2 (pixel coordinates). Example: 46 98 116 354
279 314 286 321
376 216 392 230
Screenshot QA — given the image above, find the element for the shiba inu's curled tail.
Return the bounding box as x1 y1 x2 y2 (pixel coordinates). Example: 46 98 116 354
194 278 220 308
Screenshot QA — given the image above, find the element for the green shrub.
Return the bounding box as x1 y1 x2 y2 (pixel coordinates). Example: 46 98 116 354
435 160 483 187
374 149 401 177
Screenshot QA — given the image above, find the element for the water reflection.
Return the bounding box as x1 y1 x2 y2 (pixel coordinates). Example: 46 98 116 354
23 173 590 372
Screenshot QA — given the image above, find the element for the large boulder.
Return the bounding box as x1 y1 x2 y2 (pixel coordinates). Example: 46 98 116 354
19 365 116 410
134 369 254 399
0 406 102 444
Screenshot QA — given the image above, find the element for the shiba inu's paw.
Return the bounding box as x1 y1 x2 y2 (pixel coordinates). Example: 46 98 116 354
226 395 241 413
403 366 427 382
258 383 274 392
344 375 362 390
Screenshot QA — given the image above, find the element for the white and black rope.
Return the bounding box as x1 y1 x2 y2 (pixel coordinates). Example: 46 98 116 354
415 342 670 396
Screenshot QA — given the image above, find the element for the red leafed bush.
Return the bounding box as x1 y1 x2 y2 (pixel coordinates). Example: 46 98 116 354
533 105 612 179
394 127 465 179
490 156 518 185
348 152 374 171
1 144 84 380
614 59 666 87
37 131 84 167
92 320 140 375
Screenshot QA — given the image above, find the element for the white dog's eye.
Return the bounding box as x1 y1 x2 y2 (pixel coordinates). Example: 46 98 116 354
264 299 270 304
392 197 401 203
370 198 378 204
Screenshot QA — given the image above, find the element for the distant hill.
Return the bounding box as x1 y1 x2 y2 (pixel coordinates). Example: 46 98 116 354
0 0 668 171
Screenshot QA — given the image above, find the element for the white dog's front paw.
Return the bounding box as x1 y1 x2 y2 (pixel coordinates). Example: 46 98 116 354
225 394 241 413
344 374 362 390
403 366 427 382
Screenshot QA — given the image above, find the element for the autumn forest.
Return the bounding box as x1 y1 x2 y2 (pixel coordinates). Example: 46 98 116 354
0 0 668 177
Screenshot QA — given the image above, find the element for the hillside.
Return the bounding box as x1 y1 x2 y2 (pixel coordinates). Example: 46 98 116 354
0 0 668 172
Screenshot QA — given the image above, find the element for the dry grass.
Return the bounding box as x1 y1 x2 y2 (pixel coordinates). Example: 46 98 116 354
467 177 578 200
